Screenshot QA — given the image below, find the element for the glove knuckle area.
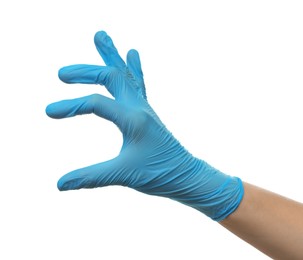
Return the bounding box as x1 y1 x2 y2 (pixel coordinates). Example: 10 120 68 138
119 106 153 140
106 66 123 77
88 93 103 106
127 107 150 126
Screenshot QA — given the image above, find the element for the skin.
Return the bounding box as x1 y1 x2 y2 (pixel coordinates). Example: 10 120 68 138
220 182 303 259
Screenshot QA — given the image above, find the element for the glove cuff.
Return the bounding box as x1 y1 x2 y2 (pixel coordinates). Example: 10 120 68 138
206 176 244 221
170 158 244 221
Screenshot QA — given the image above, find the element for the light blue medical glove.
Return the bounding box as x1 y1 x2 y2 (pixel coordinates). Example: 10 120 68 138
46 31 243 221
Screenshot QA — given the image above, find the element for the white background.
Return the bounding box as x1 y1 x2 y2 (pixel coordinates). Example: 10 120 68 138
1 1 303 259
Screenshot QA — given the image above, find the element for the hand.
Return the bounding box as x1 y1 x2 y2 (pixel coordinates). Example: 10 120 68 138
46 31 243 221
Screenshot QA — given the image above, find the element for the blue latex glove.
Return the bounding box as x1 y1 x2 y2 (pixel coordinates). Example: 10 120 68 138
46 31 243 221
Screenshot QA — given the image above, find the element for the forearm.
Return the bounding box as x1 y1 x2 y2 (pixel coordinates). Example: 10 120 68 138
220 182 303 259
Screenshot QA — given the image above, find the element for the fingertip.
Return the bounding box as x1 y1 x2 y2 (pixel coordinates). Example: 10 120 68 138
127 49 141 66
45 103 57 119
57 178 68 191
57 173 77 191
45 101 69 119
58 67 69 83
127 49 143 78
57 170 90 191
94 30 107 38
127 49 139 58
94 31 108 45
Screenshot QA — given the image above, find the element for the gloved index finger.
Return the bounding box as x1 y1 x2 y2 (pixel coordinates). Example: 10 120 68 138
58 64 123 98
45 93 118 122
94 31 126 69
59 64 110 85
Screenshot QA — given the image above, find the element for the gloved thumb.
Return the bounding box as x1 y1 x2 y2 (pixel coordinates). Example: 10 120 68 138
57 157 128 191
